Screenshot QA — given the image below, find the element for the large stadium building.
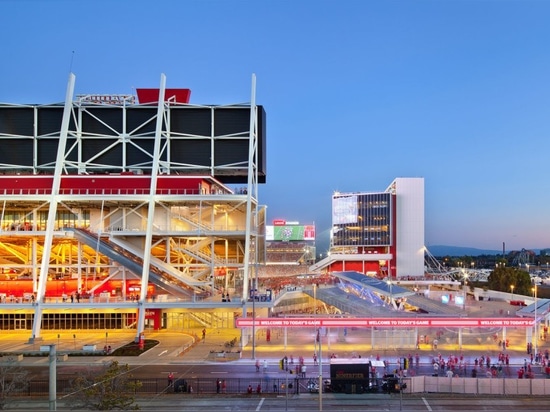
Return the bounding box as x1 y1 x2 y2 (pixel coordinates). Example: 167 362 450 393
310 177 425 279
0 73 268 342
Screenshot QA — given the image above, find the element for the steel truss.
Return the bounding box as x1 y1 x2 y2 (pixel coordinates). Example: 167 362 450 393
0 73 265 342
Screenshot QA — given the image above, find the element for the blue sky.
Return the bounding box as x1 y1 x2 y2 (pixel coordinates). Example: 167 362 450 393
1 0 549 253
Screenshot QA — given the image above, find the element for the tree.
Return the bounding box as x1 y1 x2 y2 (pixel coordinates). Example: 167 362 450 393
67 360 141 410
0 357 29 410
487 267 531 296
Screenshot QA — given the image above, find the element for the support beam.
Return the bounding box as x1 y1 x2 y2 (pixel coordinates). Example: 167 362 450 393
136 74 166 341
31 73 75 342
242 73 257 303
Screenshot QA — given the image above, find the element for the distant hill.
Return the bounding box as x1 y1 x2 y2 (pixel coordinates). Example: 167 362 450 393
427 245 549 256
427 245 502 257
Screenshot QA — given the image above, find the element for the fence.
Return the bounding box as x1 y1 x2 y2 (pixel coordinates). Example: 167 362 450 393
10 375 550 398
17 377 317 398
406 375 550 395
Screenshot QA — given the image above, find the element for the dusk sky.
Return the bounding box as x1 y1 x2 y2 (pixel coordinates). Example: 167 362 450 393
1 0 549 253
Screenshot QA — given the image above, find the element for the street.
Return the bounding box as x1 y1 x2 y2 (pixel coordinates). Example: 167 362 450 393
6 393 550 411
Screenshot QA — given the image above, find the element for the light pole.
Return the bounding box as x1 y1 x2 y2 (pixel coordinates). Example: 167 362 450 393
387 279 393 308
533 284 538 356
463 273 469 311
527 261 531 354
313 283 322 411
510 285 515 301
313 283 317 314
318 326 323 412
48 345 57 411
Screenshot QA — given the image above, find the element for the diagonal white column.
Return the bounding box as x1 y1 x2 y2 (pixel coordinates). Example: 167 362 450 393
30 73 75 342
135 74 166 341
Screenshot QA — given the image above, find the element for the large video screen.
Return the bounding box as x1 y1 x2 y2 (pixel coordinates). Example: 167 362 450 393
266 225 315 241
0 104 266 184
332 195 358 224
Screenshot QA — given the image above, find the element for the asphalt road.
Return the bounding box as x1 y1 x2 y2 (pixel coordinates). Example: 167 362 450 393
7 393 550 411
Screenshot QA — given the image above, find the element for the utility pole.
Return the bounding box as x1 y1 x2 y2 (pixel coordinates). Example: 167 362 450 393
49 345 57 411
318 327 323 411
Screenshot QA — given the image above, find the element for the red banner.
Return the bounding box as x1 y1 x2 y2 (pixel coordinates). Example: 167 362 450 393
235 317 534 328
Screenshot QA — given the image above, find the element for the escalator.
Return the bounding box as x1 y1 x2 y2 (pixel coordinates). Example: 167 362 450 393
109 236 206 288
67 228 196 299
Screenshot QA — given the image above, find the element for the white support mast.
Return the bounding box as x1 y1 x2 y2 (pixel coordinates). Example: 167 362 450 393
135 74 166 341
31 73 76 341
242 74 258 302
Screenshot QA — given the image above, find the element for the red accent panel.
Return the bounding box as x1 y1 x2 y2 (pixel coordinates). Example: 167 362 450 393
328 261 380 274
0 176 53 190
0 176 206 195
144 308 161 330
136 88 191 104
0 279 155 298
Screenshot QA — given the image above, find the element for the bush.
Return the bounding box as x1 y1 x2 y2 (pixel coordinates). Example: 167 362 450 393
110 340 159 356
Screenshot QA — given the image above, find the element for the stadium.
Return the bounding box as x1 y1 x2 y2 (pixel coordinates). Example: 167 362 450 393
0 74 545 351
0 73 268 344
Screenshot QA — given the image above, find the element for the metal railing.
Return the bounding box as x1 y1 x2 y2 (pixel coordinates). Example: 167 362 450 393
9 374 550 398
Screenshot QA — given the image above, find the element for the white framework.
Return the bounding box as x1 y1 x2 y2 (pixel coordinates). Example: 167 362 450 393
0 73 264 342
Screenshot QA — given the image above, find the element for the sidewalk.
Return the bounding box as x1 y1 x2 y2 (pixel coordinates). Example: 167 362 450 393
1 299 548 373
176 324 547 372
182 297 550 376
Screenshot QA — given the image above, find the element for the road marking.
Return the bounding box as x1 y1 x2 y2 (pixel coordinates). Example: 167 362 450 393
158 350 167 356
256 398 265 411
210 371 228 374
422 397 432 411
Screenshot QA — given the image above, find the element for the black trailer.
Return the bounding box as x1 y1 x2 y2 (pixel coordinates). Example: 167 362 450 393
328 358 377 394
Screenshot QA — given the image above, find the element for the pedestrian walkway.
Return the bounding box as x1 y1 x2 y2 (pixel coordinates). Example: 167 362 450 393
1 298 548 380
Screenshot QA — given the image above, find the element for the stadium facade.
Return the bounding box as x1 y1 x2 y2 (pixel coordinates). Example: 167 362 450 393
253 220 317 280
0 73 267 342
310 177 425 279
